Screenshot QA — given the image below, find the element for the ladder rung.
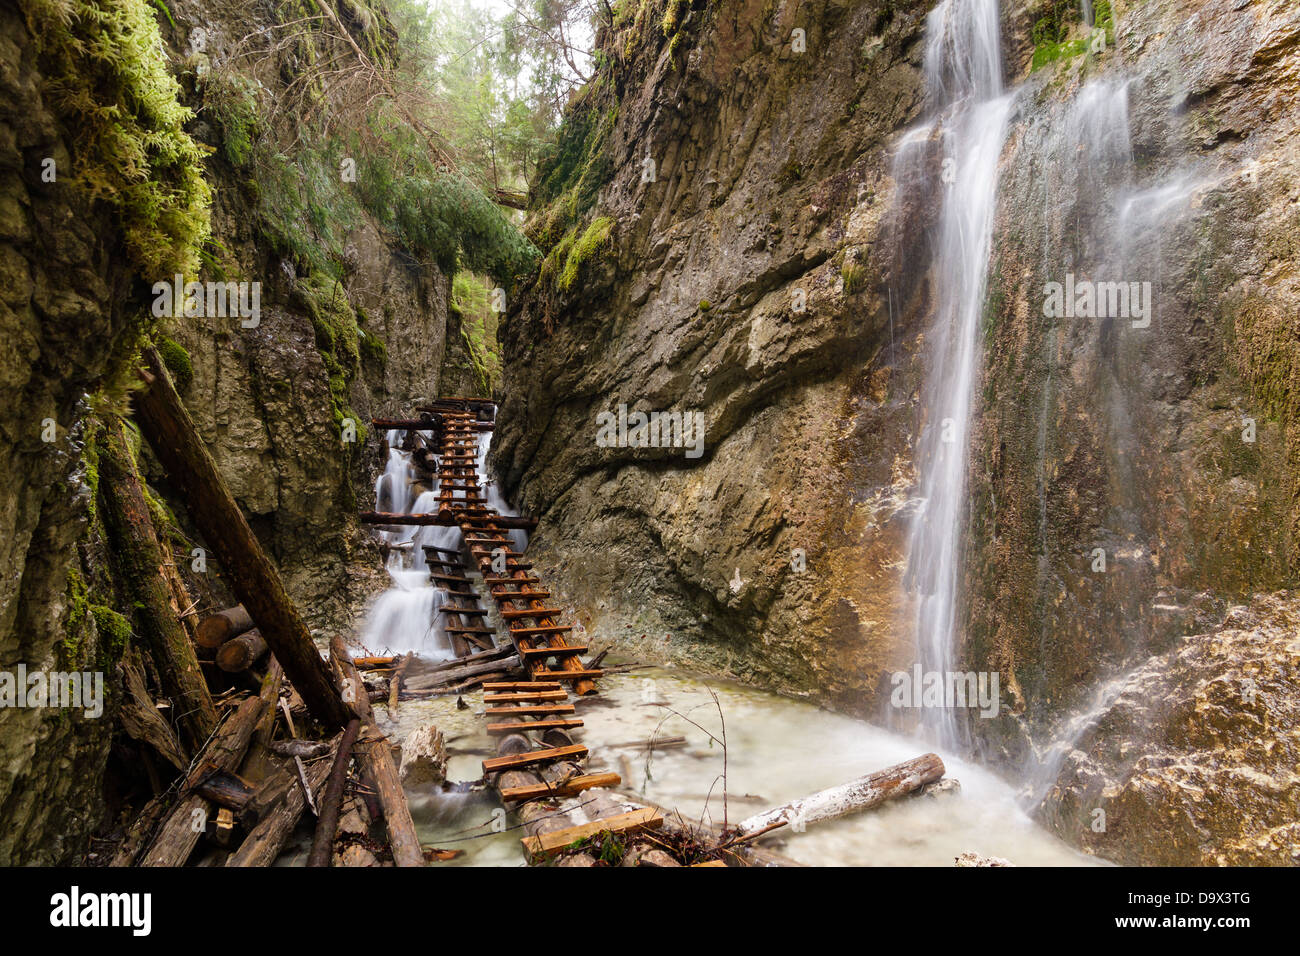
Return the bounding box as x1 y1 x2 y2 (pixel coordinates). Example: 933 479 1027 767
499 771 619 802
486 718 585 736
500 607 563 620
484 704 575 716
510 625 573 637
532 669 603 681
482 681 562 691
520 645 587 659
439 606 487 616
483 690 568 703
482 744 587 774
494 590 552 601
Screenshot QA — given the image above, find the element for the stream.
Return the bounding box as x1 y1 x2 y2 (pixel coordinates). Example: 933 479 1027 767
367 667 1093 867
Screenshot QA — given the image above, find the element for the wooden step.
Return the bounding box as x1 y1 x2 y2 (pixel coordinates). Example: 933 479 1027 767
500 607 564 620
443 626 497 635
484 704 575 716
498 771 620 802
521 808 663 859
482 744 587 775
509 625 574 638
429 573 471 583
421 545 461 556
481 681 561 691
520 645 588 659
484 575 541 585
532 669 603 681
472 549 526 558
494 590 552 601
439 606 487 616
483 689 568 703
486 718 585 736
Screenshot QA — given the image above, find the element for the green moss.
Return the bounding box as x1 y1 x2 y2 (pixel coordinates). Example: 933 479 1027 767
450 272 502 395
90 605 132 665
841 260 867 294
1030 0 1113 72
61 566 91 666
699 299 712 312
558 217 613 291
156 336 193 391
24 0 212 277
294 271 367 442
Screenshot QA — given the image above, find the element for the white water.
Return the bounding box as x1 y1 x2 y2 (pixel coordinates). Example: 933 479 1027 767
360 429 459 659
902 0 1014 748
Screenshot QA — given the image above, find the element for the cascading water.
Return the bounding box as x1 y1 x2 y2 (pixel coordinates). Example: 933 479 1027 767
361 430 458 659
900 0 1014 748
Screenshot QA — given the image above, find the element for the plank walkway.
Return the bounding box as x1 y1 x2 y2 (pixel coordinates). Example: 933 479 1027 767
371 399 634 864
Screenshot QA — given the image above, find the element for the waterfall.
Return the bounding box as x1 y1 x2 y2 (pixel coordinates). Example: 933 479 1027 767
360 430 459 659
901 0 1013 747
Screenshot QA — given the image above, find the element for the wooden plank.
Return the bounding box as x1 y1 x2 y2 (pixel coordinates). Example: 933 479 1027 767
509 626 574 639
482 744 587 774
421 545 462 555
486 718 585 736
484 575 540 584
443 626 497 635
521 808 663 859
493 590 552 601
498 772 620 802
520 645 588 659
438 606 487 616
534 669 603 681
429 573 471 583
482 681 562 691
500 607 564 620
483 690 568 703
484 704 576 716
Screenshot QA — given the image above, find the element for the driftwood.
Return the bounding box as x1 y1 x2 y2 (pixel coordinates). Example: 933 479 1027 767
402 654 521 691
118 650 188 772
733 753 945 839
330 636 424 866
196 606 255 649
98 417 217 752
307 717 362 867
226 748 335 867
134 347 349 730
139 694 269 866
216 629 268 672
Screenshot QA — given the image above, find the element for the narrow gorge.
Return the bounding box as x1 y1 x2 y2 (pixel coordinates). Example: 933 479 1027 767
0 0 1296 897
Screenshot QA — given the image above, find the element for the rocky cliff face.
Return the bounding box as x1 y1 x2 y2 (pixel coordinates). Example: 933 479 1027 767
494 0 1300 863
0 0 458 862
0 2 138 865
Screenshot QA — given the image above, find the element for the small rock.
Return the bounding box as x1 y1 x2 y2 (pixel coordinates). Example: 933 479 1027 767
920 778 962 799
399 724 446 787
955 851 1014 867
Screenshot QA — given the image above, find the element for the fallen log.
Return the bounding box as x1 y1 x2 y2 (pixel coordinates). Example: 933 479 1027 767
196 606 255 650
118 650 188 772
98 418 217 752
227 749 334 867
402 654 521 691
139 692 272 866
330 636 424 867
732 753 945 839
134 347 349 730
307 717 362 867
216 629 269 673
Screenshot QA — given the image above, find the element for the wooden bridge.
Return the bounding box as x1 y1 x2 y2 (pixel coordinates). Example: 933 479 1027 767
365 399 670 862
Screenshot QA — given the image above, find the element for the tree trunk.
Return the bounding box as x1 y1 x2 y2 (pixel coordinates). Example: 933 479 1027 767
733 753 945 838
98 417 217 752
307 717 362 867
329 636 424 866
133 347 348 730
216 629 268 672
196 606 254 649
